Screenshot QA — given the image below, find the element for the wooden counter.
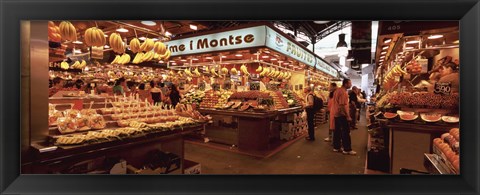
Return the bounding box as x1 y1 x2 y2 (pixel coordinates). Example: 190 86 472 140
382 120 458 174
199 107 304 153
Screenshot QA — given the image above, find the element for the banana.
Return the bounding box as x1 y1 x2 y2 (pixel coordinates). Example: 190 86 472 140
240 64 250 76
169 70 174 76
277 72 284 79
158 49 171 61
154 53 159 60
205 66 209 73
111 55 120 64
71 61 80 69
153 41 167 55
255 65 263 73
230 67 238 75
129 38 141 53
121 54 131 65
80 60 86 68
221 67 228 75
59 21 77 41
259 67 268 76
85 27 105 47
132 52 144 64
60 61 69 70
194 67 201 76
210 67 218 76
109 33 124 54
140 38 155 52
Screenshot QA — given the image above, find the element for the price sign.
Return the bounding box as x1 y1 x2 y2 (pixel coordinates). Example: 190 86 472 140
434 82 452 95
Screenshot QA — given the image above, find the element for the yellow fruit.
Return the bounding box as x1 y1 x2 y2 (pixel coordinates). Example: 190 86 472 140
85 27 106 47
255 65 263 72
129 38 141 53
153 41 167 55
59 21 77 41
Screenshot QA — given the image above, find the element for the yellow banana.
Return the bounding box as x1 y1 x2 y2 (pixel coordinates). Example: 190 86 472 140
255 65 263 72
153 41 167 55
210 67 218 76
111 55 120 64
133 52 144 64
205 66 209 73
80 60 86 68
230 67 238 75
221 67 228 75
129 38 141 53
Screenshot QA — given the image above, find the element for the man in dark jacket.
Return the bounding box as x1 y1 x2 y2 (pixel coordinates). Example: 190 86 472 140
348 86 359 129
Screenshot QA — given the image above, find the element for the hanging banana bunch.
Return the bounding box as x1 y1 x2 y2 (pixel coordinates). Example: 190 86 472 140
84 27 106 47
59 21 77 41
109 33 125 54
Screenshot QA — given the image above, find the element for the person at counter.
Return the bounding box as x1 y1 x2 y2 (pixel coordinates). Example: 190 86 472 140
113 77 127 96
332 79 356 155
303 86 316 141
166 83 181 108
150 80 163 106
259 77 269 91
49 77 64 97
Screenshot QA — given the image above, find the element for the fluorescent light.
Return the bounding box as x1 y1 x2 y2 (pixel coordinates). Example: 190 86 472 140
171 62 177 65
406 40 419 44
263 50 270 53
283 62 289 65
288 64 294 66
180 59 187 62
74 49 82 54
192 58 199 61
362 63 369 68
169 60 175 63
382 46 389 50
428 35 443 39
384 39 392 44
141 21 156 26
347 58 354 62
189 24 198 30
405 46 414 50
380 56 385 59
139 37 146 41
453 40 459 44
235 54 243 57
104 45 110 48
262 56 269 58
221 56 227 58
314 21 330 24
380 51 386 55
270 58 277 61
116 27 129 33
379 59 384 62
205 57 213 60
159 60 164 63
165 31 172 36
72 40 83 44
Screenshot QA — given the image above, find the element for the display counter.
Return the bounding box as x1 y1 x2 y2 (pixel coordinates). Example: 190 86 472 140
381 120 458 174
198 106 305 154
23 124 205 174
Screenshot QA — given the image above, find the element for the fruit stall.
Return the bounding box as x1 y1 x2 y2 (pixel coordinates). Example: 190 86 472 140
369 22 459 174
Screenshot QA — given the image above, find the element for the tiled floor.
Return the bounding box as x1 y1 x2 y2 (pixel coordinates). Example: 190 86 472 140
185 111 369 174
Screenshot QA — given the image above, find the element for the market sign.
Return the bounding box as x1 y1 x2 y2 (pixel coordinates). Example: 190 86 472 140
434 82 452 95
265 27 316 67
315 57 338 77
166 26 266 56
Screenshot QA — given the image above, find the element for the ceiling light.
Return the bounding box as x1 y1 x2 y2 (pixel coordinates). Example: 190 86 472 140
165 31 172 36
116 27 129 33
221 56 227 58
205 57 213 60
139 37 146 41
384 39 392 44
180 59 187 62
72 40 83 44
362 63 369 68
189 24 198 30
141 21 157 26
262 56 269 58
104 45 110 48
104 34 108 37
192 58 199 61
380 51 387 55
314 21 330 24
235 54 243 57
380 56 385 59
346 58 354 62
263 50 270 53
74 49 82 54
382 46 389 50
428 34 443 39
405 46 414 50
270 58 277 61
453 40 459 44
169 60 175 63
379 59 384 62
171 62 177 65
152 38 159 41
283 62 289 65
406 40 419 44
288 64 294 66
159 61 164 63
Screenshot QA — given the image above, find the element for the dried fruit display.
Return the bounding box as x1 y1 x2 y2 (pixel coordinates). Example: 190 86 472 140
229 91 270 100
387 92 458 109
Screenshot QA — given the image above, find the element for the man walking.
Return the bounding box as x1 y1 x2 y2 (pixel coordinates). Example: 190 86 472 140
303 86 315 141
332 79 357 155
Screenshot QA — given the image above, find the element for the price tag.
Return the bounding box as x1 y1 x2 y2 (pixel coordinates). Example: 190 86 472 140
434 82 452 95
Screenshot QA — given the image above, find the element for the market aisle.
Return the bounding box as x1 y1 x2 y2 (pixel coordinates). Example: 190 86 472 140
185 110 369 174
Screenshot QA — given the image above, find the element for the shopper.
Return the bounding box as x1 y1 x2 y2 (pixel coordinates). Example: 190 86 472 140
113 77 127 96
137 83 150 102
324 82 337 142
348 86 359 129
332 79 356 155
49 77 64 97
150 80 163 106
356 88 367 121
166 84 181 108
303 86 315 141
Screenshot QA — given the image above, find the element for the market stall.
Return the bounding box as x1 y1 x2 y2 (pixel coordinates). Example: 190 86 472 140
367 21 459 174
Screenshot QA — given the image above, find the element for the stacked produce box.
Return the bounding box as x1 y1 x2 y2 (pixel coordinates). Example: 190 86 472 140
280 111 307 141
314 108 327 125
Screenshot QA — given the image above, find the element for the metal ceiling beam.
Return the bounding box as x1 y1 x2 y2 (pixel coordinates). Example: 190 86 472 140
315 21 351 42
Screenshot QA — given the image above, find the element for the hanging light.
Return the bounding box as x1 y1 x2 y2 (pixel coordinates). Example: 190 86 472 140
152 38 159 41
380 56 385 59
262 56 269 58
314 21 330 24
382 46 389 50
141 21 157 26
205 57 213 60
104 34 108 37
428 34 443 39
406 40 419 44
165 31 172 36
405 46 414 50
189 24 198 30
235 54 243 57
384 38 392 44
139 37 147 41
336 33 348 50
380 51 387 55
104 45 110 48
116 27 129 33
346 58 354 62
270 58 277 61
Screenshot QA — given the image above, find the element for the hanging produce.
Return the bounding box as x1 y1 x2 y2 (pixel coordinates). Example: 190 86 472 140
84 27 106 47
48 21 62 42
240 64 250 76
259 67 270 76
60 61 69 70
255 65 263 73
140 38 155 52
157 49 171 61
109 33 125 54
59 21 77 41
141 51 155 62
153 41 167 55
129 38 141 53
210 67 219 77
221 67 229 75
230 67 238 75
111 53 131 65
193 67 201 77
132 52 144 64
70 60 87 69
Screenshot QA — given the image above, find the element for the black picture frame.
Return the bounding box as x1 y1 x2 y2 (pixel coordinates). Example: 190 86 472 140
1 0 479 194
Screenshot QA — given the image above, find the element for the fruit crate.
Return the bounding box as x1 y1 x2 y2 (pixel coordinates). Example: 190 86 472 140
432 145 458 174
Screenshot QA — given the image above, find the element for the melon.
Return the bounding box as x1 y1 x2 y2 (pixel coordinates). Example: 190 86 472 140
383 112 398 119
239 104 250 111
442 116 459 123
421 113 442 122
400 113 418 121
